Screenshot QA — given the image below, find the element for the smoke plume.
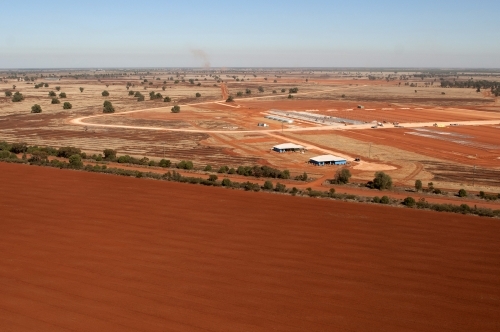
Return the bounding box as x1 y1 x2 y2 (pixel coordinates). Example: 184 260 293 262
190 49 211 68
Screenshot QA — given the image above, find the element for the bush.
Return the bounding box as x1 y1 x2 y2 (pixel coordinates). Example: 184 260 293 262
195 92 201 98
281 89 286 93
245 89 251 94
208 174 218 182
203 165 212 171
263 180 274 190
128 90 134 96
159 159 171 168
372 196 380 203
275 182 286 192
221 178 232 187
55 86 61 91
68 154 83 168
380 196 390 204
102 90 109 96
12 91 24 102
5 91 12 97
295 172 308 181
171 105 180 113
31 104 42 113
258 86 264 93
48 91 56 97
332 168 351 184
63 102 72 109
57 146 81 158
403 197 416 207
164 96 171 102
79 87 84 93
458 189 467 197
103 149 117 160
9 142 28 154
236 91 243 97
415 179 422 191
218 166 229 173
59 92 66 98
226 96 234 102
177 160 193 170
103 100 115 113
372 172 392 190
289 87 299 93
51 98 60 104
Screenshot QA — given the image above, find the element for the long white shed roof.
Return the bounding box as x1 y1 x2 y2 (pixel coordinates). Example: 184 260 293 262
273 143 304 150
310 154 346 162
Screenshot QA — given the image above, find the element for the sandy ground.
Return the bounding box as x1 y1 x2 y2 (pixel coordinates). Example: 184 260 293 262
1 162 500 331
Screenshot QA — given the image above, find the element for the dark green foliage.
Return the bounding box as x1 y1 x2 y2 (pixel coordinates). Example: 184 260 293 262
102 90 109 96
332 168 351 184
55 86 61 91
281 89 286 93
12 91 24 102
79 87 84 92
10 142 28 154
103 149 117 160
245 88 251 94
275 182 286 192
258 86 264 93
221 178 232 187
289 87 299 93
5 91 12 97
203 165 212 171
59 92 67 98
235 165 290 179
52 98 60 104
372 172 392 190
415 179 422 191
49 91 56 97
195 93 201 98
218 166 229 173
149 91 162 100
68 154 83 168
164 96 171 102
103 100 114 113
31 104 42 113
63 102 72 109
380 196 390 204
176 160 193 170
372 196 381 203
295 172 308 181
236 91 243 97
403 196 416 207
208 174 218 181
288 94 293 99
272 90 277 94
458 189 467 197
263 180 274 190
159 159 171 168
171 105 180 113
226 96 234 102
128 90 134 96
57 146 81 158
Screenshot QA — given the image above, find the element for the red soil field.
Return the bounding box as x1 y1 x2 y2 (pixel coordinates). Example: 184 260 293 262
0 163 499 331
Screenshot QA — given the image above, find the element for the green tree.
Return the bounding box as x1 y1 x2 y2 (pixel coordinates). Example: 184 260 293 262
221 178 232 187
288 94 293 99
55 86 61 91
171 105 180 113
68 154 83 168
79 87 84 92
380 196 390 204
103 100 115 113
403 196 416 207
63 102 72 109
48 91 56 97
263 180 274 190
458 189 467 197
31 104 42 113
128 90 135 96
164 96 171 102
208 174 218 181
281 88 286 93
333 168 351 184
195 92 201 98
204 165 212 171
44 83 49 87
373 172 392 190
12 91 24 102
415 179 423 191
59 92 67 98
5 91 12 97
102 90 109 97
159 159 171 167
51 98 60 104
103 149 117 160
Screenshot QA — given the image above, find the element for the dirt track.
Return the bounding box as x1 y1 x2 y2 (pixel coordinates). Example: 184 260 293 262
1 163 499 331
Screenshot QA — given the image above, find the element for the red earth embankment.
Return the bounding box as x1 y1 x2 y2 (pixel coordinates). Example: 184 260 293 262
0 163 499 331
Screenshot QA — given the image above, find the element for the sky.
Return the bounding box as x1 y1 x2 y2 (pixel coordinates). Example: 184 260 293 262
1 0 499 68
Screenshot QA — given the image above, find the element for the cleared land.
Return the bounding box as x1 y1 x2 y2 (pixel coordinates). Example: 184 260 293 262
1 162 499 331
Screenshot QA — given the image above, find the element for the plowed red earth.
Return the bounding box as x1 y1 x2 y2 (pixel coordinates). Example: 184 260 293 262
1 163 499 331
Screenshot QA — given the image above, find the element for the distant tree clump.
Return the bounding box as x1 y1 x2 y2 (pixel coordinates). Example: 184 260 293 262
372 172 392 190
68 154 83 168
171 105 180 113
44 83 49 87
63 102 72 109
12 91 25 102
59 92 67 98
176 160 193 170
31 104 42 113
102 90 109 97
289 87 299 93
48 91 56 97
163 96 171 102
415 179 423 192
103 100 115 113
458 189 467 197
332 168 351 184
51 98 60 104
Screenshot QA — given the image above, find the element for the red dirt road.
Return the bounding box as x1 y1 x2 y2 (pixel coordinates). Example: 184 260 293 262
0 163 499 331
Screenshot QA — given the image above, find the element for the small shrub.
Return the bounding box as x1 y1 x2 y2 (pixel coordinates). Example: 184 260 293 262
63 102 72 109
332 168 351 184
208 174 218 182
159 159 171 168
68 154 83 168
226 96 234 102
415 179 422 191
48 91 56 97
195 92 201 98
164 96 171 102
59 92 67 98
458 189 467 197
403 197 416 207
263 180 274 190
31 104 42 113
51 98 60 104
102 90 109 97
372 172 392 190
380 196 390 204
203 165 212 171
103 100 115 113
372 196 381 203
171 105 180 113
12 91 25 102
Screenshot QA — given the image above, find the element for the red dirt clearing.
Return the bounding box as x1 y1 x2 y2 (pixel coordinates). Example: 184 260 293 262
0 163 499 331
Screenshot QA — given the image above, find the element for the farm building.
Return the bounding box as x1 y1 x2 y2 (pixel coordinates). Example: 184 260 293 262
309 155 347 166
272 143 304 153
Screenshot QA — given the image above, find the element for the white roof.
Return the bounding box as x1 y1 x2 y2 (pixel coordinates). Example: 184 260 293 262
273 143 304 150
310 154 346 162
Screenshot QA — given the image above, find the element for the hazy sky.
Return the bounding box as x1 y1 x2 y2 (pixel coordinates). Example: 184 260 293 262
1 0 499 68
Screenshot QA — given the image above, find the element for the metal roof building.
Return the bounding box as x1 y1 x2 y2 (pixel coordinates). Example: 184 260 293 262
309 154 347 166
272 143 304 153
